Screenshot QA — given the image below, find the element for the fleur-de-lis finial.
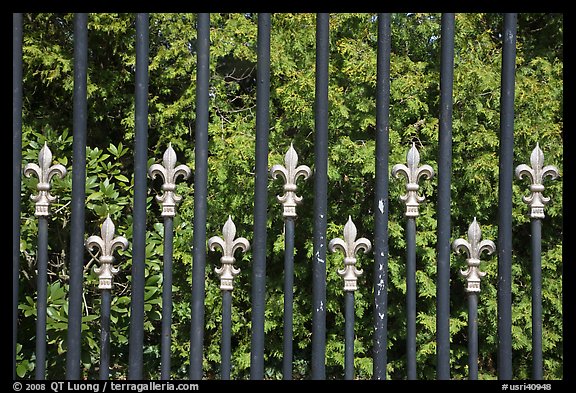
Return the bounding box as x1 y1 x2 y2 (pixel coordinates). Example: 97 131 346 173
515 143 559 219
270 143 312 218
452 218 496 293
85 215 129 290
148 143 192 217
329 216 372 292
392 142 434 217
209 216 250 291
23 142 67 217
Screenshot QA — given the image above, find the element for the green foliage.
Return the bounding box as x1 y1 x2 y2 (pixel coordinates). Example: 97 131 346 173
17 13 562 380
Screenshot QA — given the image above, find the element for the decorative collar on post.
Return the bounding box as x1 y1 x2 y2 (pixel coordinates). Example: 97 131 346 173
329 216 372 292
270 143 312 218
86 215 129 290
452 218 496 293
515 143 559 219
148 143 192 217
23 142 67 217
209 216 250 291
392 142 434 217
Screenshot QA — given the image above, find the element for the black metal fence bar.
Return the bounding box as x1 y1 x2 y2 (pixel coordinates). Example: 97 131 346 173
392 143 433 380
210 217 249 380
23 142 66 379
86 216 128 381
454 218 496 380
405 217 417 380
344 292 355 380
270 144 311 379
330 217 371 380
128 12 149 380
35 217 49 379
515 144 559 380
189 12 210 380
497 12 517 380
221 290 232 380
531 218 543 379
161 217 174 379
250 12 271 380
436 12 455 380
372 12 391 381
13 12 554 382
468 292 479 380
148 144 191 380
283 217 295 379
66 12 88 380
311 12 329 380
12 12 23 380
99 289 112 380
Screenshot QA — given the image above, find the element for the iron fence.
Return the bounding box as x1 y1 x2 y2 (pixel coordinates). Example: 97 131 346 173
12 12 561 381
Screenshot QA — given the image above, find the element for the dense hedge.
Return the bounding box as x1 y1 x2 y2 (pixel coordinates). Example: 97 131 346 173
16 13 562 379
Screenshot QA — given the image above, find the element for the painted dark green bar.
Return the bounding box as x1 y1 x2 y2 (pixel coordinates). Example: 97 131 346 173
128 13 149 380
497 12 516 381
311 12 329 380
189 12 210 380
373 12 391 380
12 12 23 380
161 217 174 380
66 12 88 380
436 12 455 381
250 12 271 380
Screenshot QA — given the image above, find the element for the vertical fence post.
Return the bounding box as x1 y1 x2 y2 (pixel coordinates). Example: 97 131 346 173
24 143 67 379
373 12 391 381
149 144 191 379
128 12 149 380
209 217 250 380
405 217 417 379
36 216 48 379
329 217 371 380
453 218 496 380
283 217 295 378
12 12 23 380
189 12 210 380
86 216 129 380
99 289 112 380
161 216 174 379
497 12 516 380
251 12 271 380
392 143 434 380
312 12 329 380
66 12 89 380
515 144 559 379
436 12 455 380
271 144 311 379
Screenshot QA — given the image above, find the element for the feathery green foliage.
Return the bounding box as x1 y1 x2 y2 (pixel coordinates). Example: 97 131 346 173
17 13 562 379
